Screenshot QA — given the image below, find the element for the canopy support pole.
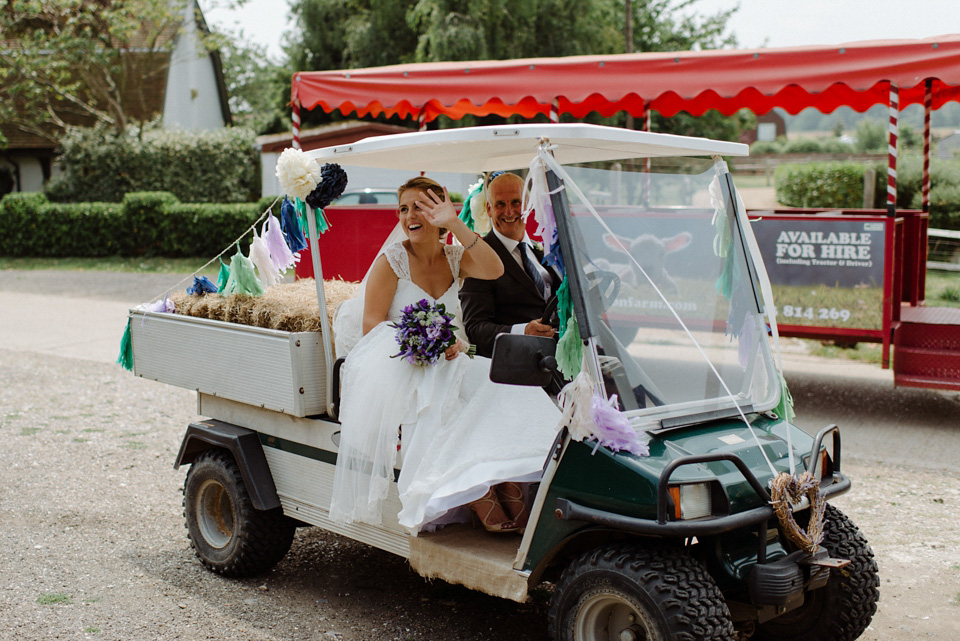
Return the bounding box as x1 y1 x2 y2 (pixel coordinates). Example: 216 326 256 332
292 98 301 150
550 97 560 123
886 83 899 217
923 79 933 213
418 107 427 131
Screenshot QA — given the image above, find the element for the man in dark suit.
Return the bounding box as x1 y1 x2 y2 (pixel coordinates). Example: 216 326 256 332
460 172 559 358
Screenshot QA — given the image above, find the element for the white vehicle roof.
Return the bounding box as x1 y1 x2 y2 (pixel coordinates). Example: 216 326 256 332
305 123 748 174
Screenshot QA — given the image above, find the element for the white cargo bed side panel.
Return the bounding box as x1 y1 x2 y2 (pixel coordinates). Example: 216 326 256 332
129 311 326 416
263 447 409 558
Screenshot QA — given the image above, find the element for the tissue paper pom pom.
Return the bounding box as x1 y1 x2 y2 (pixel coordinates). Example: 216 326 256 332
305 163 349 210
276 148 322 201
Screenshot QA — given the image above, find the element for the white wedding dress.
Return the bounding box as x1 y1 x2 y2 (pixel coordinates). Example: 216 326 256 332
329 242 562 534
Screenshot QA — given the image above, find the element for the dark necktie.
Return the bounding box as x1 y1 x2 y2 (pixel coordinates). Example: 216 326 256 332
519 242 547 300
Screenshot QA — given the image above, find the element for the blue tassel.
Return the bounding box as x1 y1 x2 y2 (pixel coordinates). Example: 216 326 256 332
187 275 218 296
280 197 308 252
117 322 134 371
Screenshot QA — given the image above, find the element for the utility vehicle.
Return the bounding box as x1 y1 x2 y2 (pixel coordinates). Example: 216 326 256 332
128 124 879 641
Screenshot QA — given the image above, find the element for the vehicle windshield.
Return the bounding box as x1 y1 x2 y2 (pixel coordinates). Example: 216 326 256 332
560 160 780 427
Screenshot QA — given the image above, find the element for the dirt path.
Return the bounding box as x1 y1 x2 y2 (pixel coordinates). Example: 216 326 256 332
1 269 958 640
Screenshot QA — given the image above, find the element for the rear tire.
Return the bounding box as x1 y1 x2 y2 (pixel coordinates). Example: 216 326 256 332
548 543 734 641
755 504 879 641
183 449 295 577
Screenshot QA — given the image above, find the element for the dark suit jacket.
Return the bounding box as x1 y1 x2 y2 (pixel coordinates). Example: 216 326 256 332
460 232 558 358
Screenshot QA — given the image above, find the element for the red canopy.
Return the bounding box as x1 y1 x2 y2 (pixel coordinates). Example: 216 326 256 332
292 35 960 122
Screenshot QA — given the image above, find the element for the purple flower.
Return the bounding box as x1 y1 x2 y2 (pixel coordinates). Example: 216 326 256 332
388 299 459 366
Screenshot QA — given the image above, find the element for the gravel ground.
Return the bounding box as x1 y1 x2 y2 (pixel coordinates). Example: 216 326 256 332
1 270 959 640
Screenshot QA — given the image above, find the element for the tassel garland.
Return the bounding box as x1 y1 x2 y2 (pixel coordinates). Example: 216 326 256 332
774 370 796 424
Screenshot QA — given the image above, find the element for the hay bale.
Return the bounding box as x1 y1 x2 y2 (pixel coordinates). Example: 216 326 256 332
170 278 360 335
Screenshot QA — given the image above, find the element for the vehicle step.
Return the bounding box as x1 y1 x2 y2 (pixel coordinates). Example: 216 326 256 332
897 322 960 350
893 345 960 388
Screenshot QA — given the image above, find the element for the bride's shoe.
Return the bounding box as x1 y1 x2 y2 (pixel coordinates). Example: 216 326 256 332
497 482 528 530
469 489 520 534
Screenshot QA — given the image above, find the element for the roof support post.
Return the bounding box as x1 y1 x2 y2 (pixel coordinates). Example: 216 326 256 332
292 98 301 150
418 107 427 131
923 78 933 213
886 82 899 216
550 97 560 123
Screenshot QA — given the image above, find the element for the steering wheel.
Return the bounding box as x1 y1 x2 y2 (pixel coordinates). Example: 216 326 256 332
586 268 621 311
541 294 560 328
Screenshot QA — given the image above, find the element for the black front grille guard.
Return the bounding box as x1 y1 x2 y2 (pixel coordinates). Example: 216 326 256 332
555 424 846 538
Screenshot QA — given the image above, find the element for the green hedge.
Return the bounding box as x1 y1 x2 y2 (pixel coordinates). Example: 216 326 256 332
774 161 880 209
774 157 960 229
44 126 260 204
0 192 265 257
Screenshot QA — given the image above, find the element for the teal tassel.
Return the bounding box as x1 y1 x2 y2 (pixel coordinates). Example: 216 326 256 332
556 317 582 378
556 277 572 337
216 257 230 293
458 182 483 230
223 248 266 297
774 371 795 423
294 198 331 236
117 322 134 371
295 198 309 239
316 207 330 234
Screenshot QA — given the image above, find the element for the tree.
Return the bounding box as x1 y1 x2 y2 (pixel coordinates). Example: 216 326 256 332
282 0 743 139
0 0 204 145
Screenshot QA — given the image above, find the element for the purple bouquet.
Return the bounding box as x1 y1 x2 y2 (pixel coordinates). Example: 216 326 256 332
390 299 458 366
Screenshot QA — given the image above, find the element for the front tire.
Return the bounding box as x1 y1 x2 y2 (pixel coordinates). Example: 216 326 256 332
183 449 296 577
755 504 879 641
548 543 735 641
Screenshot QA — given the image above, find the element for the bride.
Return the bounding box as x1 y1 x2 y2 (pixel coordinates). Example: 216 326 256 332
330 177 562 535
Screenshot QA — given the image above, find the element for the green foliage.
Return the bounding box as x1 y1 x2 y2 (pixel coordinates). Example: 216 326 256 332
750 140 784 154
0 192 263 258
45 126 259 203
0 0 187 142
782 138 828 154
774 162 875 208
854 119 887 153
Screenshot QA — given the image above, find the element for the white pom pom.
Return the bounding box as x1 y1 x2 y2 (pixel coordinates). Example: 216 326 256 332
276 148 322 201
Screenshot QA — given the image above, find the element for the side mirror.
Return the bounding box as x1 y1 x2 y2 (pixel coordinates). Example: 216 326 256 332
489 334 558 386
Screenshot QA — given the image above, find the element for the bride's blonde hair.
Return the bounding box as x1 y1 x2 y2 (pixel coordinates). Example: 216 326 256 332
398 176 447 238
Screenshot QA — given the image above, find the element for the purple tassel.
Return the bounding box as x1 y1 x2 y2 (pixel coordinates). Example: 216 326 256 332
590 393 649 456
262 214 298 270
144 297 175 314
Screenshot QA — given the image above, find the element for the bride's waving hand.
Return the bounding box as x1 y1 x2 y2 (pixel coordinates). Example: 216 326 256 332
414 187 503 281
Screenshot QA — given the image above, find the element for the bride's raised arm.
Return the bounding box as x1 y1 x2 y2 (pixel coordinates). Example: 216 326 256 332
415 187 503 281
361 255 399 335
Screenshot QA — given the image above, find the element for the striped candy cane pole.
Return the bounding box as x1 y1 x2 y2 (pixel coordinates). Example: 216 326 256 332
292 99 301 150
923 79 932 213
550 97 560 123
887 83 899 216
418 107 427 131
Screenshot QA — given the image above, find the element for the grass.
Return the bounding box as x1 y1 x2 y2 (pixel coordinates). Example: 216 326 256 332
20 427 41 436
927 270 960 308
806 340 884 364
37 592 73 605
84 627 100 634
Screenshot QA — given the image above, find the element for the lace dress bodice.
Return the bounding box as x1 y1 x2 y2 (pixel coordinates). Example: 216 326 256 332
382 242 464 323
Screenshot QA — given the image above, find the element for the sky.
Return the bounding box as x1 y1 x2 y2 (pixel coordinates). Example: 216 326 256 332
204 0 958 61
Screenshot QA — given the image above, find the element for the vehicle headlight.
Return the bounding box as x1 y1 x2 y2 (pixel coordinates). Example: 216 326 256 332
668 483 713 520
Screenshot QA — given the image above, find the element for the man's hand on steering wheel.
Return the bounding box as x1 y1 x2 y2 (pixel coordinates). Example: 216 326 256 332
524 319 555 338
